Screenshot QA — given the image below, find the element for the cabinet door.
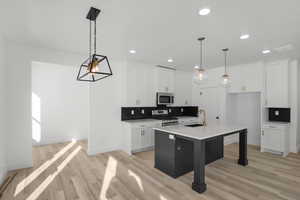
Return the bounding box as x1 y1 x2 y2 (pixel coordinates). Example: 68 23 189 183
140 127 152 149
174 71 192 106
156 67 175 93
228 66 244 93
265 61 289 107
262 128 283 151
244 63 263 92
131 127 142 151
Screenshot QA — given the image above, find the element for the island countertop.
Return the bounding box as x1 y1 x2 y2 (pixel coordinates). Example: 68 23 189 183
153 123 247 141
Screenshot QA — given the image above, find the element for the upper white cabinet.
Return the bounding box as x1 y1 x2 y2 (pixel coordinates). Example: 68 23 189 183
126 62 156 107
174 71 192 106
228 63 263 93
265 60 289 108
155 67 175 93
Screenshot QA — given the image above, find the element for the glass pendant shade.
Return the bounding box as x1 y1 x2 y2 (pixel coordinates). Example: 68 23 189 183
197 68 205 81
221 74 230 86
77 7 112 82
221 48 230 87
195 37 207 81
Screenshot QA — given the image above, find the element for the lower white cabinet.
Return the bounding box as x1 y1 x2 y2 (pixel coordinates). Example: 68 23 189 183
123 121 160 154
261 124 289 156
132 126 154 151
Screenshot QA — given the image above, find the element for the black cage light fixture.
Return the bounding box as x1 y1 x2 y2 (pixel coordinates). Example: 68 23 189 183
77 7 113 82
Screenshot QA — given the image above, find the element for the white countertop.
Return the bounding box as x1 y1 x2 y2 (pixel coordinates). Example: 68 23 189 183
153 123 247 140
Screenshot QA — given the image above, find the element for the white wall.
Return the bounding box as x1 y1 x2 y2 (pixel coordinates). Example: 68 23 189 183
0 36 7 183
88 61 124 155
31 62 89 145
289 60 298 153
227 93 261 145
298 61 300 152
6 42 88 170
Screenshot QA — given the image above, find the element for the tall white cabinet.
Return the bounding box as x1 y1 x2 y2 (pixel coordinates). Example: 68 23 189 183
265 60 289 108
155 67 175 93
125 62 156 107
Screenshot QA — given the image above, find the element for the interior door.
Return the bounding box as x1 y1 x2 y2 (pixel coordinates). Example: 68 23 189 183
197 87 221 124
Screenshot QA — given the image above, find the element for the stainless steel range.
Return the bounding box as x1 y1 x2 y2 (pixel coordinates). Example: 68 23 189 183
152 109 178 127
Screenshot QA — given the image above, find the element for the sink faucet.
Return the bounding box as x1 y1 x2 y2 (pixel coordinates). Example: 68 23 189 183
199 109 207 126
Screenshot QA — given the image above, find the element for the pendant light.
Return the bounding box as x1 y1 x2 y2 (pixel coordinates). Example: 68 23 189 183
221 48 230 86
196 37 206 81
77 7 113 82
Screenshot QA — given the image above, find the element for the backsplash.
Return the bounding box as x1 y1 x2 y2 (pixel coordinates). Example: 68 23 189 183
121 106 198 121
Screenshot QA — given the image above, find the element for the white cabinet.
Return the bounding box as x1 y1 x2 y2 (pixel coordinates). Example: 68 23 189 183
174 71 192 106
261 124 289 156
126 63 156 107
265 60 289 108
127 121 160 153
228 63 263 93
155 67 175 93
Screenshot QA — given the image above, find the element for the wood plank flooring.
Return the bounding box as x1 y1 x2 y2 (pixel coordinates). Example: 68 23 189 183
2 140 300 200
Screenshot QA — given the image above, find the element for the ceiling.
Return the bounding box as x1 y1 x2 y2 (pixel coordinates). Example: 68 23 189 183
1 0 300 70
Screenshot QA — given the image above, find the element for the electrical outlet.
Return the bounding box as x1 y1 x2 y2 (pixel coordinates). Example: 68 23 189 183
169 135 175 140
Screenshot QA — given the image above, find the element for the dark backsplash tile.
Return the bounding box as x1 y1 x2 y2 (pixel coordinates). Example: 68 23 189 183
121 106 198 121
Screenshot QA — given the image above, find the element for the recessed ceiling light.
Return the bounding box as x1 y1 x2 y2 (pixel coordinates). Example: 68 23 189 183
198 8 211 16
168 58 173 63
129 50 136 54
194 65 200 69
262 50 271 54
240 34 250 40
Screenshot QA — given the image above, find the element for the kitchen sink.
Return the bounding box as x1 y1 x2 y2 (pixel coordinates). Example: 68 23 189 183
185 124 204 127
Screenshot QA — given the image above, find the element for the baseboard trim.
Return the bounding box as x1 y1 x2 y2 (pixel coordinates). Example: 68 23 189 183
0 163 7 185
87 146 121 156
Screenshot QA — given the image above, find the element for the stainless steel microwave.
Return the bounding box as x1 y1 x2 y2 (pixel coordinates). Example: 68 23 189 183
157 92 174 105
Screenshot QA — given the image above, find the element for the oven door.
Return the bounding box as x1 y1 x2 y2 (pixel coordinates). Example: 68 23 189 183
157 93 174 105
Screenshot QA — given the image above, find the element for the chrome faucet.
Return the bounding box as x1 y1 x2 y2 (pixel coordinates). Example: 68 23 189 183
199 109 207 126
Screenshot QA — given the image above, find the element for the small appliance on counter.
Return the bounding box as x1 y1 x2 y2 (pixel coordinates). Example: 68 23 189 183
152 109 179 126
268 108 290 123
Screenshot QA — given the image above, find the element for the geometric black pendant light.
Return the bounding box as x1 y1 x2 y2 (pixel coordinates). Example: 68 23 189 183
77 7 113 82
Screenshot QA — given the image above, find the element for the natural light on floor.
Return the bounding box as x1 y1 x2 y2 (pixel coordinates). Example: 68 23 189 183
128 169 144 192
14 140 77 196
32 92 41 143
25 145 82 200
99 156 118 200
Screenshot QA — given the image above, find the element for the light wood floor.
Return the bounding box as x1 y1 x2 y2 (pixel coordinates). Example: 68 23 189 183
2 140 300 200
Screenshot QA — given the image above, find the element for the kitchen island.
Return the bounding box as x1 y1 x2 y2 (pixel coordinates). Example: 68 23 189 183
153 124 248 193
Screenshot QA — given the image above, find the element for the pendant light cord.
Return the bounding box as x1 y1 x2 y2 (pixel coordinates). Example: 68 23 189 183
89 20 92 63
224 50 227 74
222 48 229 75
94 20 96 55
200 40 203 70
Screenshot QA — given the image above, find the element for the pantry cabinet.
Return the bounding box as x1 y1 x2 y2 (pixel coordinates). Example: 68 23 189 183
228 63 263 93
265 60 289 108
155 67 175 93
